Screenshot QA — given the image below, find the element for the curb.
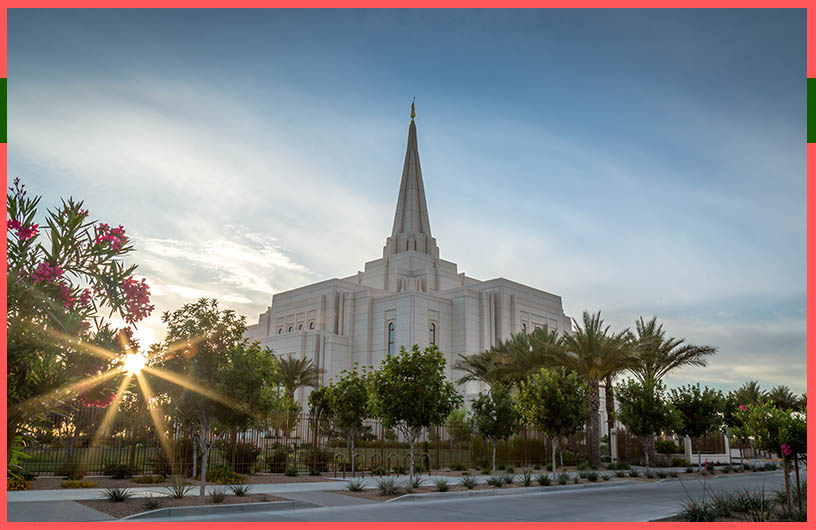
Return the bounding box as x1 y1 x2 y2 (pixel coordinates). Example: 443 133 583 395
121 500 316 519
386 480 631 503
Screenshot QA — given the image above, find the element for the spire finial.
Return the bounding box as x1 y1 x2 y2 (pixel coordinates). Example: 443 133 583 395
410 97 416 123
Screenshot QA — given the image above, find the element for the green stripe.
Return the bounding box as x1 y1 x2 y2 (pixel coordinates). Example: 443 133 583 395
809 78 816 143
0 78 5 143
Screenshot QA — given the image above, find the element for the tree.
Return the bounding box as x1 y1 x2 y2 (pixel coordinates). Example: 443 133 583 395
627 316 717 382
446 408 472 450
275 356 323 402
325 366 369 475
767 385 802 412
6 178 154 463
556 310 630 467
368 345 462 482
471 384 518 472
615 377 678 471
155 299 282 500
732 380 765 407
516 367 588 477
453 348 506 386
670 384 723 468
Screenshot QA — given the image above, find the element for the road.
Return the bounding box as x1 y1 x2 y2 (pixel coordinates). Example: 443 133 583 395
134 471 787 522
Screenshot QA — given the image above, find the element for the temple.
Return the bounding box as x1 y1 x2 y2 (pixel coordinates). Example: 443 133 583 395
246 104 572 406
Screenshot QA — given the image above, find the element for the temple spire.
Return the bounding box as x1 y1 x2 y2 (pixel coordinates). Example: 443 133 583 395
384 102 439 259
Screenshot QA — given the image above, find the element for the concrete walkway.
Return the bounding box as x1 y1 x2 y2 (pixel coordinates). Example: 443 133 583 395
7 500 115 522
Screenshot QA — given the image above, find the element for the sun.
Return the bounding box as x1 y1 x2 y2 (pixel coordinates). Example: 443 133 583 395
121 353 147 375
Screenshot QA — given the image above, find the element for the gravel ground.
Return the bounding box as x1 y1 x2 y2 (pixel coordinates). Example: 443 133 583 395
76 492 287 518
28 473 335 490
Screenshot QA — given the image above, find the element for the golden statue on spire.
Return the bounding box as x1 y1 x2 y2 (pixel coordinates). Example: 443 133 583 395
411 97 416 123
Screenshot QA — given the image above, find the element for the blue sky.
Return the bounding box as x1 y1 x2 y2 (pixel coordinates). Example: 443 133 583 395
8 9 806 393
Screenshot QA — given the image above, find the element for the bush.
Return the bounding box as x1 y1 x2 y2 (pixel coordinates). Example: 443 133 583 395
672 458 690 467
132 474 165 484
505 466 515 473
645 471 655 479
347 479 365 492
573 476 580 484
678 500 718 522
743 463 752 471
502 473 515 485
7 477 32 491
165 477 193 498
615 470 625 477
497 464 505 471
409 475 424 489
586 471 598 482
56 462 86 480
721 465 732 474
143 493 162 510
656 471 667 479
655 439 680 454
306 449 333 475
450 462 465 471
230 484 251 496
533 464 541 470
104 464 134 480
519 468 533 487
763 462 778 471
102 487 133 502
486 476 504 488
61 480 97 488
205 465 247 485
536 474 551 486
376 477 400 496
602 474 610 481
606 462 617 470
266 448 290 473
284 467 298 477
685 467 694 473
546 464 553 471
617 462 631 470
209 487 228 503
480 467 490 475
216 441 261 474
461 476 478 489
392 464 407 475
433 478 450 492
628 470 641 478
557 473 569 485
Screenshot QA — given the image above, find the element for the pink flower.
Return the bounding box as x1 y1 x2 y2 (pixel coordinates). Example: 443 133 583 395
58 282 76 309
94 223 128 252
79 288 92 307
739 404 747 411
121 276 155 324
17 223 39 240
30 261 65 284
7 218 21 231
781 443 792 457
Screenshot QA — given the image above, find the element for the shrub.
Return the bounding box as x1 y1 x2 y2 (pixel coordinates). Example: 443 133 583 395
102 487 133 502
572 476 580 484
450 462 465 471
617 462 631 470
376 477 400 496
409 476 424 489
56 463 86 480
497 464 505 471
347 479 365 492
480 467 490 475
645 471 655 479
655 439 680 454
502 473 515 485
284 467 298 477
461 475 478 489
742 462 751 471
216 441 261 474
519 468 533 487
628 470 641 478
143 493 162 510
266 448 290 473
209 487 228 503
486 476 504 488
306 449 333 475
204 465 247 485
557 473 569 485
685 467 694 473
132 474 165 484
165 477 194 498
721 465 732 474
656 471 667 479
606 462 618 470
672 458 690 467
230 484 251 496
533 464 541 470
434 478 450 492
602 474 610 481
546 464 553 471
505 466 515 473
763 462 778 471
586 471 598 482
536 474 551 486
7 477 32 491
615 470 625 477
61 480 97 488
103 463 134 480
391 465 407 475
678 500 718 522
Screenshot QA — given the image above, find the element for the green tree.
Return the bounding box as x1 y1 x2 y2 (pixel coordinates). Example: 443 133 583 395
368 345 462 482
670 384 723 468
275 356 323 402
615 377 678 471
767 385 802 412
627 316 717 382
446 408 472 450
516 367 588 477
732 380 765 407
156 298 282 499
556 310 630 467
453 348 506 386
325 366 369 475
6 178 155 463
471 384 518 472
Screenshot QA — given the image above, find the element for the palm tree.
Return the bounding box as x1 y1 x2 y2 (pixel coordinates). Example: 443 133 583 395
275 356 323 402
628 316 717 382
556 311 631 467
767 385 801 411
733 380 765 407
454 348 506 386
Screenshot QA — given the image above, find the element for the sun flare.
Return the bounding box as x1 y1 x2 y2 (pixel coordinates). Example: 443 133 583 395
121 353 147 375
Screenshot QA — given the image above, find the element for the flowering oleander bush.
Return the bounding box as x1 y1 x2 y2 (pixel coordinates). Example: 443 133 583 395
7 178 154 469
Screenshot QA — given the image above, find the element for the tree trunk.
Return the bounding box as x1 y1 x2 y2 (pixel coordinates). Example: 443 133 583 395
408 434 416 483
551 437 558 479
350 435 355 476
794 455 802 511
192 440 198 478
604 377 615 459
588 383 601 467
783 457 791 509
642 438 650 473
492 441 497 473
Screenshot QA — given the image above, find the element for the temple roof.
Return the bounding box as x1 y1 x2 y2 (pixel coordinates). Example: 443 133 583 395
384 103 439 259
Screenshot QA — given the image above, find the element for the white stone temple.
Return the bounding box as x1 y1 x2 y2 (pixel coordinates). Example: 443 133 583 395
246 104 572 406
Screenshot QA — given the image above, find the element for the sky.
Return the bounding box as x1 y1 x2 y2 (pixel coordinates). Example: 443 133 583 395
8 9 806 394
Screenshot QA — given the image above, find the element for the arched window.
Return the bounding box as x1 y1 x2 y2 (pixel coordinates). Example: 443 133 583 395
298 324 303 331
429 322 436 346
278 328 283 335
387 322 395 355
309 321 315 330
288 326 293 333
